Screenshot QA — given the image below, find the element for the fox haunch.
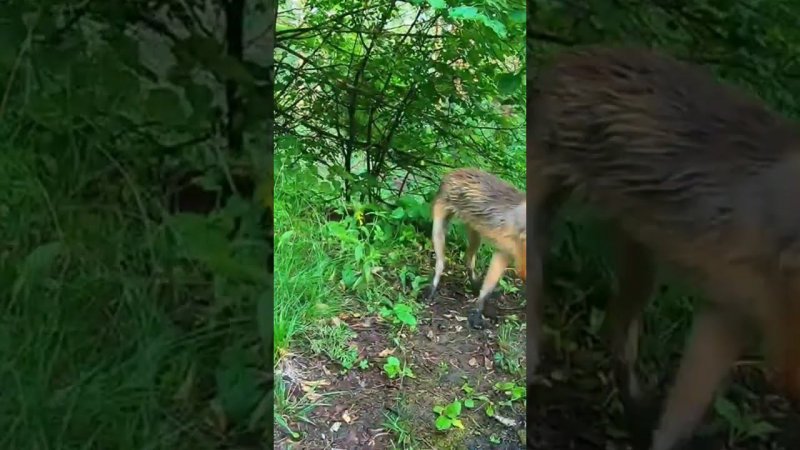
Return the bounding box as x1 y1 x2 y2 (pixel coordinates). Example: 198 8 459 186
426 168 526 330
528 46 800 450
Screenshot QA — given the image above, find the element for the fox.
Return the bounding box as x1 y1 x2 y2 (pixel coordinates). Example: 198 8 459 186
527 45 800 450
425 168 526 330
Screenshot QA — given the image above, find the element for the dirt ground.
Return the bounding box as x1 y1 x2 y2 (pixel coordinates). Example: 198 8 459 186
275 278 800 450
275 279 527 449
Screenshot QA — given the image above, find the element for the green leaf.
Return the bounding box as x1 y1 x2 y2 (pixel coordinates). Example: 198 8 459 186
448 6 479 19
145 87 186 126
20 241 62 276
497 73 522 95
435 415 453 430
169 214 263 282
11 241 63 301
485 404 495 417
444 400 461 418
509 9 526 24
713 396 740 424
464 398 475 408
385 356 401 371
746 421 779 437
186 82 215 119
393 304 417 327
447 6 507 38
427 0 447 8
390 206 406 219
479 17 507 38
215 347 261 422
433 405 444 414
495 381 515 391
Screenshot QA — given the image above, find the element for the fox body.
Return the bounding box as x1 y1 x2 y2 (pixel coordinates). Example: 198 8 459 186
528 46 800 450
426 168 526 329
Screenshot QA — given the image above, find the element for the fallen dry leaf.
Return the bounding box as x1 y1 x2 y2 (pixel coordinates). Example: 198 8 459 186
454 315 467 322
342 410 354 423
378 348 395 358
468 357 478 367
492 413 518 427
330 422 342 432
301 379 331 390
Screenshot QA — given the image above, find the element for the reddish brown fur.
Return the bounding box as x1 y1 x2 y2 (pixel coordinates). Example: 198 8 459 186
528 46 800 449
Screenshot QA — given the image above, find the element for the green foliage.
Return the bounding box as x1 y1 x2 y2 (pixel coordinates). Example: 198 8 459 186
308 323 360 371
383 355 416 380
277 0 525 202
433 400 464 431
0 1 271 448
380 301 419 330
714 395 779 444
494 381 526 405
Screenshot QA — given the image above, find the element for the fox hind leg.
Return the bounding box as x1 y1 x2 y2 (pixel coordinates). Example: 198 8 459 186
465 226 482 294
426 198 451 301
468 250 510 329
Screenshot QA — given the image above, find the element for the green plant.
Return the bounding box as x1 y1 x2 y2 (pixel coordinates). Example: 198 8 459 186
380 301 418 330
461 381 492 416
383 356 415 380
308 323 359 371
494 319 524 377
433 400 464 431
383 408 417 449
494 381 526 406
714 396 778 444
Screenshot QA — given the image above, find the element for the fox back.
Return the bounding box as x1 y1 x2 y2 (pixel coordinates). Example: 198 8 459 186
529 46 800 397
436 168 526 243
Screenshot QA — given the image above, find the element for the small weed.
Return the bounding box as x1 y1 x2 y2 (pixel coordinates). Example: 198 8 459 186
358 359 370 370
433 400 464 431
461 381 492 415
274 375 329 440
494 381 526 406
397 265 428 294
384 406 418 449
308 323 359 371
495 319 524 377
436 361 450 378
384 356 415 380
714 396 778 444
380 301 418 330
498 277 521 294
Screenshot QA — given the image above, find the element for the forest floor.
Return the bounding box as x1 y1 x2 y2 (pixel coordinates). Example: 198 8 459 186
275 269 800 450
274 278 527 449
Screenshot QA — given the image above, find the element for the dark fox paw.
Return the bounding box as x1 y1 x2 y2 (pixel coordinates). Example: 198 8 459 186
482 299 499 320
469 278 481 295
421 285 437 303
468 309 484 329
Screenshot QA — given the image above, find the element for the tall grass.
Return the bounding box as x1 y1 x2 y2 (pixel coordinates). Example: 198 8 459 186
0 136 268 448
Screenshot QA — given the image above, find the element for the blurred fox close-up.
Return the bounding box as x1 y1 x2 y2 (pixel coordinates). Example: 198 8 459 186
527 45 800 450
